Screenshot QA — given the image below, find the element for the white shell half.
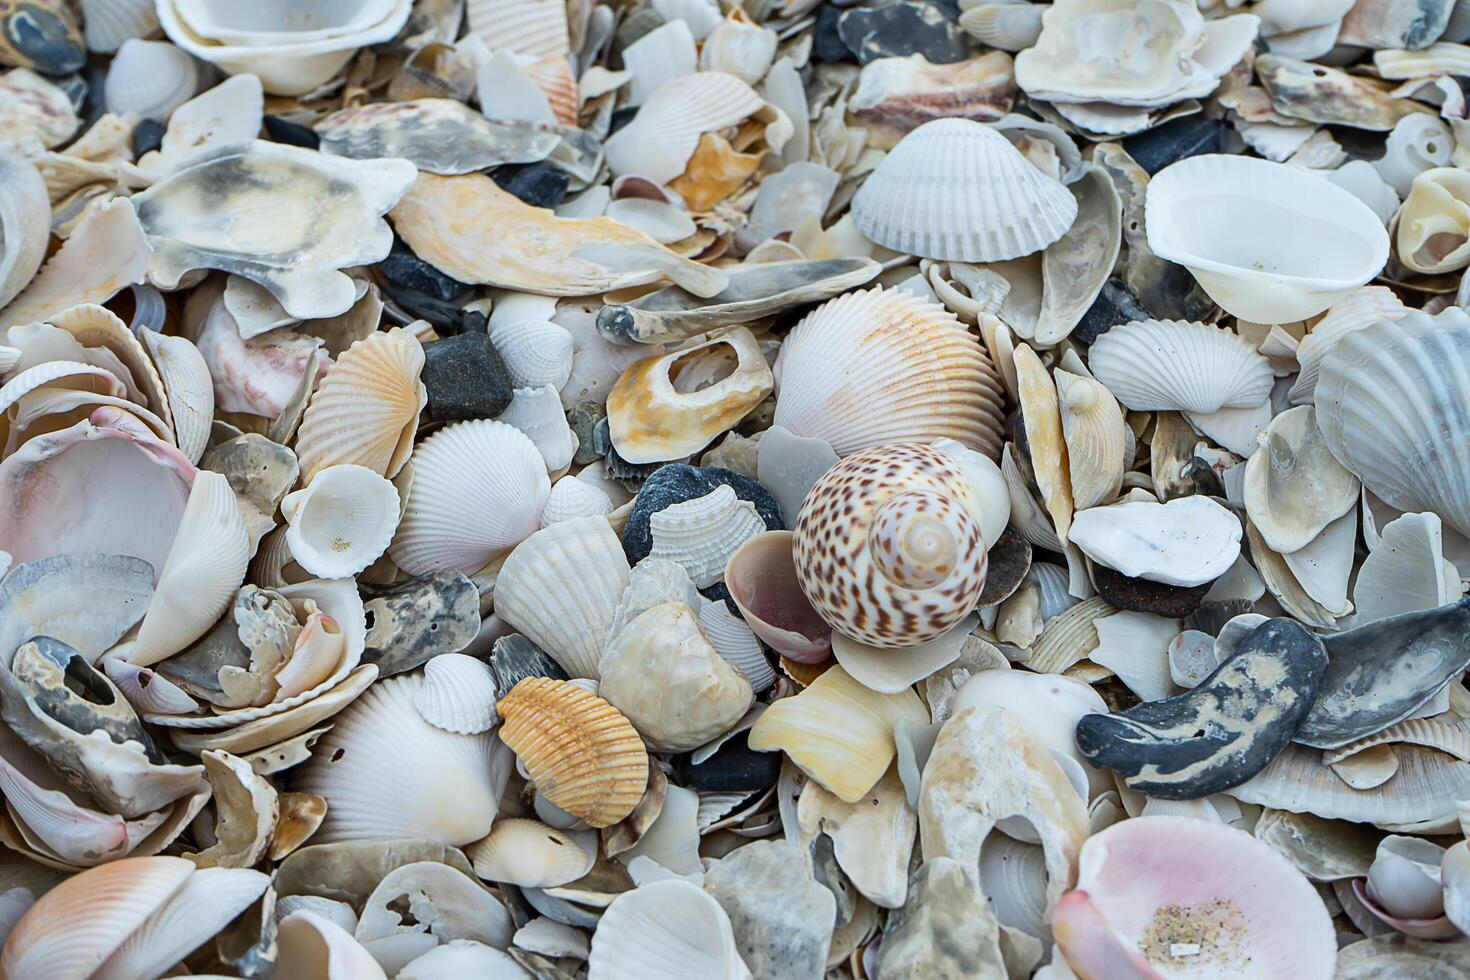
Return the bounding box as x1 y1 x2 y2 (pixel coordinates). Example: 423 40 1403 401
1287 286 1407 406
490 318 574 391
81 0 160 52
138 328 214 464
1069 496 1242 587
468 818 594 889
0 156 52 313
1088 319 1273 414
541 475 612 525
648 485 766 588
282 464 400 579
103 39 198 121
588 879 751 980
697 599 775 693
605 71 767 183
414 654 500 735
500 384 576 474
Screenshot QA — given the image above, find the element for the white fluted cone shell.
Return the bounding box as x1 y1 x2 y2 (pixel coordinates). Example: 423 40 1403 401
490 318 574 391
103 40 198 120
295 673 504 846
138 327 214 463
647 485 766 588
1316 309 1470 538
81 0 160 52
500 384 577 473
282 464 400 579
541 475 612 525
589 879 752 980
94 867 270 980
605 71 768 183
295 327 426 483
773 286 1006 459
414 653 500 734
493 516 631 679
1088 319 1274 414
390 420 550 576
851 118 1077 262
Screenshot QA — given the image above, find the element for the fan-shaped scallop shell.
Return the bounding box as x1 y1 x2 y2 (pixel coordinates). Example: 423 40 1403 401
541 476 612 525
294 327 426 483
489 318 574 391
413 653 500 735
495 676 649 828
1088 319 1274 413
1288 287 1407 406
793 443 989 647
647 485 766 588
103 39 198 121
772 286 1005 460
850 118 1078 262
604 71 768 184
80 0 160 53
390 420 550 577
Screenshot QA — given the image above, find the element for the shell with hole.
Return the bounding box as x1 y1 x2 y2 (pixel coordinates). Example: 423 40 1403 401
1396 167 1470 275
281 464 400 580
467 818 593 889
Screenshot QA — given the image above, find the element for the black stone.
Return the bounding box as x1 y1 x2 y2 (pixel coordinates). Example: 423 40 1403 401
977 528 1031 608
1074 278 1150 345
1092 565 1210 618
420 332 514 422
1076 618 1326 799
838 1 970 64
607 105 640 137
380 239 472 303
1123 117 1227 176
264 114 320 149
0 3 84 75
489 635 568 695
492 161 571 209
568 402 607 465
131 118 166 159
591 416 614 458
677 732 782 792
622 464 784 565
814 5 852 63
361 573 481 677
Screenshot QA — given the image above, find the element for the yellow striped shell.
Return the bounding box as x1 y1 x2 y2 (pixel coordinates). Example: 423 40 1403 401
793 443 988 647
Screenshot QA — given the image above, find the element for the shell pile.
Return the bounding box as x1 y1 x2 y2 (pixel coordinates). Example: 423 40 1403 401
6 0 1470 977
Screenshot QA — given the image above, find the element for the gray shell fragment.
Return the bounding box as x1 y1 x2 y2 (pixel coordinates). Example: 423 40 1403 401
157 585 300 708
1075 618 1327 799
876 857 1006 980
487 634 567 696
10 637 162 762
199 433 300 548
702 839 836 979
1335 934 1470 980
315 99 561 175
1295 599 1470 750
596 258 882 345
0 553 153 665
361 572 479 677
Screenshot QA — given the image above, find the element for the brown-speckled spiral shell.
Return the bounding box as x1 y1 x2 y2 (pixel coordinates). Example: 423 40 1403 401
793 443 988 647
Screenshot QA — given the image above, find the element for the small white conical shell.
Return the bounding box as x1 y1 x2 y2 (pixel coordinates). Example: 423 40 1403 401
414 654 500 735
589 879 752 980
80 0 160 53
851 118 1078 262
390 420 550 576
493 517 631 679
138 327 214 463
490 318 574 391
1088 319 1274 414
103 40 199 121
282 464 400 579
541 475 613 525
647 485 766 588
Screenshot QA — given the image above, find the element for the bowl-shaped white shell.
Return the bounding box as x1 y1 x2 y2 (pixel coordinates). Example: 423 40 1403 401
413 653 499 735
1088 318 1273 414
1145 154 1389 322
282 464 400 580
852 118 1077 262
588 879 751 980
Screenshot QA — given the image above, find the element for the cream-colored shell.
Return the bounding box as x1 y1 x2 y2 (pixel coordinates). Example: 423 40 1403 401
282 464 400 579
413 653 500 735
588 879 751 980
1243 406 1360 554
0 156 51 312
647 485 766 588
1397 167 1470 274
1055 369 1125 510
138 327 214 463
103 39 198 120
1088 319 1274 414
489 318 574 391
1014 344 1074 542
541 475 613 525
467 818 592 889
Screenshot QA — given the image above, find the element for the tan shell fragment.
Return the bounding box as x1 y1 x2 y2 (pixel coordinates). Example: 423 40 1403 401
1013 344 1073 542
1055 369 1125 510
847 51 1016 150
1243 405 1360 554
1397 168 1470 275
496 677 649 828
1017 596 1112 674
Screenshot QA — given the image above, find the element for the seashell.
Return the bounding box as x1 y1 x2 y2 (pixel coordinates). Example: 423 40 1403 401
466 0 569 59
1326 160 1401 225
1069 496 1241 588
391 420 549 577
80 0 159 52
1088 318 1274 414
496 676 649 828
796 762 915 909
748 665 928 803
1014 344 1074 543
102 39 197 120
589 879 751 980
605 70 766 182
646 486 765 589
499 384 576 473
0 361 127 418
1251 808 1380 882
398 940 527 980
976 834 1049 940
169 663 378 757
170 0 400 45
294 327 426 484
316 99 560 176
1373 114 1455 198
1243 405 1360 554
468 818 592 889
541 475 612 525
1396 167 1470 275
134 141 417 320
1366 835 1446 921
277 910 387 980
1337 0 1452 48
724 531 832 663
296 673 505 846
772 286 1005 461
1278 508 1357 618
852 118 1077 262
136 328 212 464
103 659 199 715
1034 164 1123 346
699 10 776 85
0 155 49 313
1352 512 1460 623
1376 42 1470 80
355 860 512 950
390 173 727 299
1444 840 1470 936
1054 369 1124 511
606 327 772 465
490 318 574 391
846 51 1016 150
1336 934 1470 976
413 653 499 735
494 516 630 679
1051 817 1336 980
1314 309 1470 538
273 610 347 703
1145 154 1389 322
281 465 400 580
606 198 697 245
959 4 1044 51
700 839 836 976
697 600 775 693
1288 286 1407 406
618 780 702 876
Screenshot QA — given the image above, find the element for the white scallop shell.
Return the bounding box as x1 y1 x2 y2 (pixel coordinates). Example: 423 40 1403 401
0 155 50 312
1088 319 1273 414
851 118 1078 262
697 599 775 693
281 464 401 579
541 475 612 525
605 71 768 183
81 0 160 52
959 3 1044 50
500 384 576 474
588 879 751 980
413 654 499 735
1287 286 1407 406
103 40 198 121
1315 308 1470 539
390 420 550 576
647 485 766 589
137 328 214 464
467 818 594 888
1145 154 1389 322
489 318 574 391
295 673 506 846
465 0 570 58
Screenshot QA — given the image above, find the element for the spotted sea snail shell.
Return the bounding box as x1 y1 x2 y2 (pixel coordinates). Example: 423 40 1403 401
793 443 988 647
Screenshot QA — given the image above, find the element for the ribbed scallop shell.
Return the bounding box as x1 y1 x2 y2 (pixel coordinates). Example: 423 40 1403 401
490 318 573 391
0 361 126 416
295 327 426 484
296 673 502 846
281 464 400 580
605 71 768 183
589 880 750 980
390 420 550 576
647 485 766 588
93 867 269 980
465 0 571 59
698 599 776 692
103 39 197 120
541 476 612 525
1055 369 1125 510
851 118 1077 262
1315 308 1470 538
1288 287 1407 405
414 653 499 735
772 286 1006 460
959 3 1044 50
492 516 631 679
80 0 160 52
138 328 212 463
793 444 988 647
1088 319 1274 413
495 676 649 828
0 155 50 311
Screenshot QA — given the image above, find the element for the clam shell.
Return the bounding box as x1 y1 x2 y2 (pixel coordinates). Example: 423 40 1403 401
541 475 612 525
294 327 426 483
103 39 198 120
1070 496 1242 588
1145 154 1389 322
496 676 649 828
1287 286 1407 406
647 485 765 588
1088 318 1274 414
494 516 630 679
413 653 499 735
490 318 574 391
605 71 766 183
390 420 549 577
1014 344 1073 542
282 464 400 580
1243 405 1360 553
0 155 50 313
1033 164 1123 346
1055 369 1125 510
80 0 159 52
137 328 213 464
846 51 1016 149
1397 167 1470 274
699 11 777 85
772 286 1005 460
959 3 1044 50
723 530 832 663
588 879 750 980
467 818 593 889
851 118 1077 262
296 673 505 846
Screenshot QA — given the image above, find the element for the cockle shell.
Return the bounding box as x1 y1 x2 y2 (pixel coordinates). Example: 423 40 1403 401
793 443 989 647
1089 319 1274 414
490 318 574 392
281 464 400 580
294 327 426 484
646 485 765 588
137 327 213 464
0 155 49 313
772 286 1006 460
541 475 612 525
1397 167 1470 274
79 0 159 52
467 818 592 889
1287 286 1407 406
103 39 198 120
390 420 549 576
604 71 769 183
606 327 772 465
413 653 499 735
496 676 648 828
1243 406 1360 553
852 118 1077 262
465 0 569 59
959 3 1044 51
1069 495 1241 587
589 879 751 980
499 384 576 473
